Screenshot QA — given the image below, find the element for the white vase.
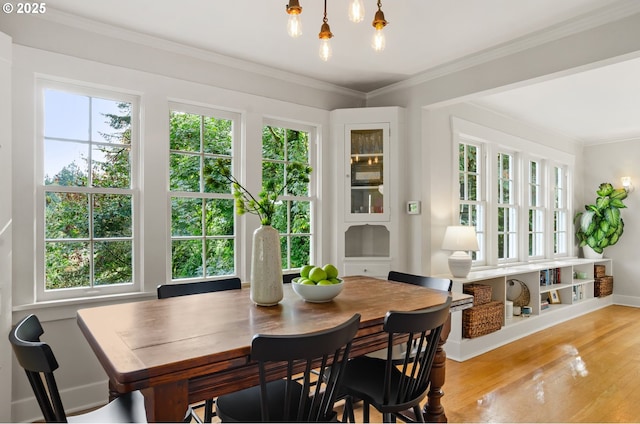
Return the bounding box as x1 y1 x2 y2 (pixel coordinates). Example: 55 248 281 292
583 245 604 259
250 225 283 306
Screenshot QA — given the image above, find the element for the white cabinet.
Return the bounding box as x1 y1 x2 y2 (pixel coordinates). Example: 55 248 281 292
444 258 614 361
331 107 405 279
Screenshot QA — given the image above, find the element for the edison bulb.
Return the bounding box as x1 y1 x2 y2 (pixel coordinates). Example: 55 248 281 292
372 28 385 52
287 14 302 38
319 38 332 61
348 0 365 23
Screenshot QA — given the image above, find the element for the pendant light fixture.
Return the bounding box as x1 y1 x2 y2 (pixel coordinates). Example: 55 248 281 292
284 0 390 61
286 0 303 38
318 0 333 62
348 0 365 23
371 0 388 52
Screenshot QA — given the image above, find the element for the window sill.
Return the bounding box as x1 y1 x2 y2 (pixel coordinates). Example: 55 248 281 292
12 291 157 322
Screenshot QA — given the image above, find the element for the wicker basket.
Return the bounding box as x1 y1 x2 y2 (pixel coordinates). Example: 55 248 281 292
463 301 503 338
506 279 530 308
463 284 492 306
594 265 606 278
595 275 613 297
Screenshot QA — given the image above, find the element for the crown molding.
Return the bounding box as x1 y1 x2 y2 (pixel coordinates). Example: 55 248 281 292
37 8 366 101
367 0 640 99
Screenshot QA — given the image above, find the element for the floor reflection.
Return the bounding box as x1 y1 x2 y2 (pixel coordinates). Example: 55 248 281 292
473 344 590 421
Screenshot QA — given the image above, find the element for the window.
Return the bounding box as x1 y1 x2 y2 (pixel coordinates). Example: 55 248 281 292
458 141 485 264
553 165 569 255
496 151 517 263
169 105 239 281
39 83 139 300
528 159 545 259
453 117 573 268
262 121 314 270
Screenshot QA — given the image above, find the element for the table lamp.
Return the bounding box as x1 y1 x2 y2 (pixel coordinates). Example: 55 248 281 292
442 225 479 278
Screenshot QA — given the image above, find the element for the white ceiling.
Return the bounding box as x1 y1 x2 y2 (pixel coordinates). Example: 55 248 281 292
44 0 640 143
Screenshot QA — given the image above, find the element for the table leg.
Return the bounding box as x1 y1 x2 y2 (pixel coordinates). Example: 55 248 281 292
423 314 452 422
141 381 189 423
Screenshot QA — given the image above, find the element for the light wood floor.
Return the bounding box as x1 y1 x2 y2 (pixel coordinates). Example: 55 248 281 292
195 305 640 423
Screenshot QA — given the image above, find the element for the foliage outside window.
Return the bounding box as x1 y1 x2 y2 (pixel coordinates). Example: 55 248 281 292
41 86 137 299
262 123 313 271
497 152 518 263
528 159 545 258
169 107 237 280
458 142 484 263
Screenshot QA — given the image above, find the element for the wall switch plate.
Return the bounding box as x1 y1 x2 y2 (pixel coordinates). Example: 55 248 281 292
406 201 421 214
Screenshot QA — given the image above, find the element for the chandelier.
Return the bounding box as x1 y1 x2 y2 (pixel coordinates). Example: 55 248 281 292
285 0 388 62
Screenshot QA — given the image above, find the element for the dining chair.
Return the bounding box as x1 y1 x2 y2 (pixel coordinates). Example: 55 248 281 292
215 313 361 422
366 271 452 363
8 314 148 423
157 277 241 299
387 271 453 291
283 272 301 284
157 277 242 423
340 297 452 423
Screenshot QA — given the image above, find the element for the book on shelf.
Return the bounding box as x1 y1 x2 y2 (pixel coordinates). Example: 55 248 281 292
541 300 550 310
540 268 561 286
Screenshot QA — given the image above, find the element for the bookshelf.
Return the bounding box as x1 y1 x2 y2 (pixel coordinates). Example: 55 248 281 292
444 258 613 361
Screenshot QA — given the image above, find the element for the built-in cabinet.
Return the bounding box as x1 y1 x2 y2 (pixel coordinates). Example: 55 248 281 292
444 258 614 361
331 107 405 278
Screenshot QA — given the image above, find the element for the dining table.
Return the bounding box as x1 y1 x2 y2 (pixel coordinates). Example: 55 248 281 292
77 275 473 422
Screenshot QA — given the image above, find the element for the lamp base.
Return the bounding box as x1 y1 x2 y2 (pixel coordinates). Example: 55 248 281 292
448 251 472 278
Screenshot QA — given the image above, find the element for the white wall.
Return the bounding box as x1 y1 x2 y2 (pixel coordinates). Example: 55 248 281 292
583 139 640 306
0 31 13 424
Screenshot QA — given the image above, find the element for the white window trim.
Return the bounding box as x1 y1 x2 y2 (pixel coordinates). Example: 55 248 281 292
451 117 574 268
36 79 141 302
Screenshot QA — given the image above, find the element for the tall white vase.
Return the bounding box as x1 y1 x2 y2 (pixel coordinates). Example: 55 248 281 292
250 225 283 306
583 245 604 259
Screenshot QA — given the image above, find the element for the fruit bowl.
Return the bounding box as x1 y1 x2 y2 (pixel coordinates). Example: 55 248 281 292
291 278 344 303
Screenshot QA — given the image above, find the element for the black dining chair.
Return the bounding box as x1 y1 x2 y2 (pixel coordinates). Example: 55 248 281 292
215 314 361 422
365 271 452 363
283 272 301 284
157 277 242 423
9 314 148 423
388 271 453 292
340 297 452 423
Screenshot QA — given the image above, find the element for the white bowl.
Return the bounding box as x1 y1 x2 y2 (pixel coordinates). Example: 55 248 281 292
291 278 344 303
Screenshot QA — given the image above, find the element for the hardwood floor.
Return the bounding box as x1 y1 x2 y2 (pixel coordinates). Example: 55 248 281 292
196 305 640 422
443 305 640 423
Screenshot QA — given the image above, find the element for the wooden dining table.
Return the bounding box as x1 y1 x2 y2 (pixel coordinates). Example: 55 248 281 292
77 275 472 422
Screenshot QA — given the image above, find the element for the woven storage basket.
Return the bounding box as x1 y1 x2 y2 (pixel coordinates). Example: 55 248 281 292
595 275 613 297
463 284 492 306
506 279 530 308
463 301 503 338
594 265 606 278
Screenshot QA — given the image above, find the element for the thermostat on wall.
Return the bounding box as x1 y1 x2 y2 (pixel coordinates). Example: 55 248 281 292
406 201 421 215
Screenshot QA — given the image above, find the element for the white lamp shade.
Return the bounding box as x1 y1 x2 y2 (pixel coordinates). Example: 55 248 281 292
442 226 478 278
442 226 479 252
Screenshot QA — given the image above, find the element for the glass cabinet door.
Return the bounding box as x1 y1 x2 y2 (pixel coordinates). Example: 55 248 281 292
345 123 389 221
